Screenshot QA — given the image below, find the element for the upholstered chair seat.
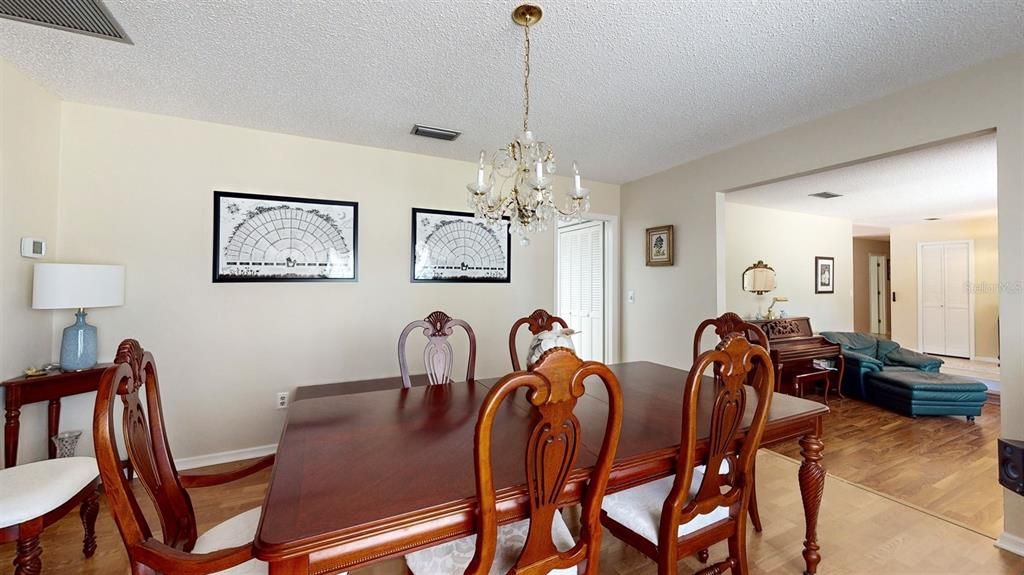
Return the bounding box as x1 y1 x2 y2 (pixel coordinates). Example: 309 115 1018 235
0 457 98 529
601 468 730 545
406 513 577 575
191 508 266 575
0 456 100 575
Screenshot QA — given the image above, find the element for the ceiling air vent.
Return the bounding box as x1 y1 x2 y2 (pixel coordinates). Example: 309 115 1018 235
808 192 842 199
411 124 461 141
0 0 130 43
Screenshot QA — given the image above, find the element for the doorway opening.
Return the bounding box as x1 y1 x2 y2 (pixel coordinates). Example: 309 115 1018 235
868 253 889 336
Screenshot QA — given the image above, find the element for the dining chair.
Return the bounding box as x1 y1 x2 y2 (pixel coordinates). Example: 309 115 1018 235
0 457 100 575
508 309 569 370
692 311 768 534
405 347 624 574
399 310 477 388
600 332 774 575
93 339 284 575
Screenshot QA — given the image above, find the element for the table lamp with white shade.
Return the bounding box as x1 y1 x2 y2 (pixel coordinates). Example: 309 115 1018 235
32 263 125 371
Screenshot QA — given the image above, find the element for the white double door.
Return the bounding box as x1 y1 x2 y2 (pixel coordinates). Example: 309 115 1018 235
557 220 605 362
918 241 973 358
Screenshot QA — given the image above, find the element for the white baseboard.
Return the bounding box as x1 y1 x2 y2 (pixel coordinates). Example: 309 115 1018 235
974 356 1000 364
995 531 1024 558
175 443 277 471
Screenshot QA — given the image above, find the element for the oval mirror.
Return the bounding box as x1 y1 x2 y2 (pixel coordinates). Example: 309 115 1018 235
743 261 776 294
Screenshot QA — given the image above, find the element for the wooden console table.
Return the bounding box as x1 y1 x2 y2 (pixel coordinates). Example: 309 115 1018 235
2 365 110 467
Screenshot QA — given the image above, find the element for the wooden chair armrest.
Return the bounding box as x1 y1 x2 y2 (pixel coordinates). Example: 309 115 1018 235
180 454 275 488
135 540 254 574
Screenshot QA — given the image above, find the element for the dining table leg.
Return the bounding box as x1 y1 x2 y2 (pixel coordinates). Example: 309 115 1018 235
798 424 825 575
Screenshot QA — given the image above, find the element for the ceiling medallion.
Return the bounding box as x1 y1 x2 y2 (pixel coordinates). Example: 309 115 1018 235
466 3 589 246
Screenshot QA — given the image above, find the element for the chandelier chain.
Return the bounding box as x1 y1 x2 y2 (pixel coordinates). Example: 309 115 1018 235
522 22 530 132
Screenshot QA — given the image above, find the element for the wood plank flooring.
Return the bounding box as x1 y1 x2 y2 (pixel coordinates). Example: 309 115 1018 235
769 396 1005 537
3 450 1022 574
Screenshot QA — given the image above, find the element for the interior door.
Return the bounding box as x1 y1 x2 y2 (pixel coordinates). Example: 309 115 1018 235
942 243 971 357
919 244 945 354
918 241 972 358
868 254 889 335
557 221 605 362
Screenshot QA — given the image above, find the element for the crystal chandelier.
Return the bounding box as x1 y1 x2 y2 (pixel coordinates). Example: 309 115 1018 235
467 3 589 246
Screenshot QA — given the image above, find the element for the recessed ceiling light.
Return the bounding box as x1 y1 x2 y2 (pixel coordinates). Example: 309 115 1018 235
924 217 941 221
411 124 461 141
808 192 842 199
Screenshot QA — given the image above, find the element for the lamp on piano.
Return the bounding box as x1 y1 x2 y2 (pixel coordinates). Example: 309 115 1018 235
766 296 788 320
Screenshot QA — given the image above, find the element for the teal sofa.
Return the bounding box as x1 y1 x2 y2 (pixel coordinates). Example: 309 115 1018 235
819 332 943 399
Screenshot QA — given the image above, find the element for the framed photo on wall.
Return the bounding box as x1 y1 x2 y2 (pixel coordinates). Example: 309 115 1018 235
645 225 674 266
411 208 511 283
213 191 358 282
815 256 835 294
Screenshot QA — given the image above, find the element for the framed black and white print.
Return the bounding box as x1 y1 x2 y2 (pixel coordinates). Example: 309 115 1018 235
411 208 511 283
213 191 358 282
815 256 834 294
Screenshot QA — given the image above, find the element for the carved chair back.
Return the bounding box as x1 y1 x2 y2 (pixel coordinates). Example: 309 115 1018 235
469 348 623 575
692 312 769 362
663 334 774 550
508 309 569 371
93 339 199 555
398 310 477 388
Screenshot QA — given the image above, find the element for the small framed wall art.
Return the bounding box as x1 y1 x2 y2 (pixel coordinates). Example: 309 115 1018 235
815 256 835 294
645 225 674 266
213 191 358 282
411 208 511 283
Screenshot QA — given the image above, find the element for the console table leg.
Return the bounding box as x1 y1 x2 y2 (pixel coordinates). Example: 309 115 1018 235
798 431 825 575
4 405 20 467
47 399 61 459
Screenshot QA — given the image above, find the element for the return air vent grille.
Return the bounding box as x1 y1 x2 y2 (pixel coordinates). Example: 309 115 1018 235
0 0 130 43
808 191 842 199
411 124 461 141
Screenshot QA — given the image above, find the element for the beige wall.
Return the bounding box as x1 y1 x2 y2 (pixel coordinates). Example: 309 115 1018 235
853 238 891 334
890 216 999 359
620 53 1024 545
47 102 619 463
726 202 854 331
0 61 60 466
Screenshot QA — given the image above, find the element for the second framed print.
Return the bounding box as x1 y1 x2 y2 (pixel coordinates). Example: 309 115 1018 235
815 256 835 294
411 208 511 283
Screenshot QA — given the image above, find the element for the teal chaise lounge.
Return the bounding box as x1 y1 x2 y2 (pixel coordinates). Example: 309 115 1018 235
819 332 942 398
819 332 986 421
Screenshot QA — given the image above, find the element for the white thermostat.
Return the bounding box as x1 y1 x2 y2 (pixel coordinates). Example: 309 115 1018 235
20 237 46 259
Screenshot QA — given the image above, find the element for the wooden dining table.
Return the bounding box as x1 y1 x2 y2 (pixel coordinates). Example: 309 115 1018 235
255 361 829 575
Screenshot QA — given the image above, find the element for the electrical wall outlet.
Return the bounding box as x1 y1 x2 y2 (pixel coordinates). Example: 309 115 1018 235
627 290 635 304
276 391 289 410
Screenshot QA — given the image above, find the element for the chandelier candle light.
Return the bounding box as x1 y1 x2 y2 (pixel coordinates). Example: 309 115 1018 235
467 3 589 246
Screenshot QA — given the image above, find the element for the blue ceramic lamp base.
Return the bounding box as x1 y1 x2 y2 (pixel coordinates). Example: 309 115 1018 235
60 309 98 372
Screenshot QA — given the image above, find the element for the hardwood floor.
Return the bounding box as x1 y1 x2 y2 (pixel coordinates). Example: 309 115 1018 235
769 396 1006 537
3 451 1022 574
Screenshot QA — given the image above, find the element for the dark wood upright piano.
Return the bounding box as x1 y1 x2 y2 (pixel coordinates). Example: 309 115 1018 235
749 316 845 401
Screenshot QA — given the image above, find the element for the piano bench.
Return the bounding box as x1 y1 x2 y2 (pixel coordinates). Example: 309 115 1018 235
790 368 839 405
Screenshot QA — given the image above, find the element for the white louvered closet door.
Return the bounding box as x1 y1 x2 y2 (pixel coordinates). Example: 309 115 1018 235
918 240 972 358
558 221 605 362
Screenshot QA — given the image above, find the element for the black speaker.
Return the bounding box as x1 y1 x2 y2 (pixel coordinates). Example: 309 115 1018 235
999 438 1024 494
